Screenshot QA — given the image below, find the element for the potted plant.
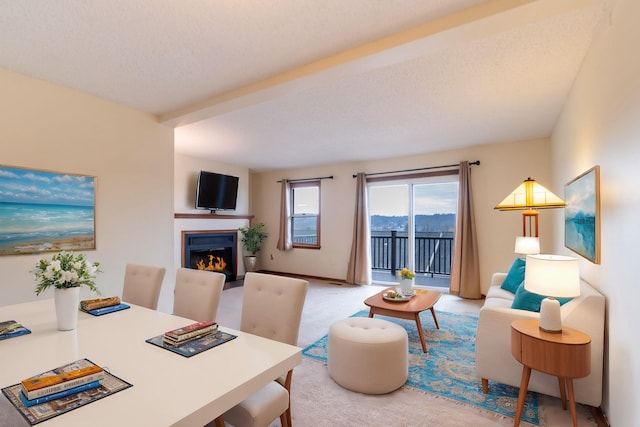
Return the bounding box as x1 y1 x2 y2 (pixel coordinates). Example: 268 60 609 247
32 251 101 330
238 222 268 272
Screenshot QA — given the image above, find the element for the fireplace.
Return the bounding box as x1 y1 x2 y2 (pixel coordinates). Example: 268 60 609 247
182 230 237 282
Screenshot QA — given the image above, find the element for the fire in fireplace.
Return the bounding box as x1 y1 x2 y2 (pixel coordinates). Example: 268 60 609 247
196 255 227 272
182 231 237 282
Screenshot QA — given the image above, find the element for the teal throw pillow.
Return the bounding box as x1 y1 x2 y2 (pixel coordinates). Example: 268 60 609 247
500 258 526 294
511 282 573 312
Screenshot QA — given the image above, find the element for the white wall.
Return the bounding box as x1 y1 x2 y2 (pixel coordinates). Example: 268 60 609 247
550 0 640 423
174 154 250 215
251 138 555 294
0 68 175 309
172 154 251 301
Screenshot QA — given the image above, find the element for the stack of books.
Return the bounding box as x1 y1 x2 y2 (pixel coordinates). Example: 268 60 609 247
80 296 130 316
19 359 105 407
163 320 218 347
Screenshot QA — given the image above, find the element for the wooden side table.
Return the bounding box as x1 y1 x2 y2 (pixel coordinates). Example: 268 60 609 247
510 319 591 427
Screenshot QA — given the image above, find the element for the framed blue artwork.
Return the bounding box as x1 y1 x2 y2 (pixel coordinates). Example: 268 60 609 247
0 165 96 255
564 166 600 264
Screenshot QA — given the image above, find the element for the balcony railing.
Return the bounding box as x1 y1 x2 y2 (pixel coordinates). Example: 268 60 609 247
371 230 454 276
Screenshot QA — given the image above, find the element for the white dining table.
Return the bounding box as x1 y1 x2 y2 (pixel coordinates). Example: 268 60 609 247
0 299 301 427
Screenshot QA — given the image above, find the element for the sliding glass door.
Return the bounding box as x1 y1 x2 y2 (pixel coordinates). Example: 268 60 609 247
412 180 458 278
369 176 458 285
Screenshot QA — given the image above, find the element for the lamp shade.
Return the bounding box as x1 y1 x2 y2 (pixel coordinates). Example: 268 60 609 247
495 178 565 211
524 254 580 298
514 236 540 255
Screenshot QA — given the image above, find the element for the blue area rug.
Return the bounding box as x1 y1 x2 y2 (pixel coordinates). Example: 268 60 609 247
302 309 539 425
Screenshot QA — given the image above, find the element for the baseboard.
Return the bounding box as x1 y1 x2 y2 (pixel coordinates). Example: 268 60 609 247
590 406 610 427
257 270 349 285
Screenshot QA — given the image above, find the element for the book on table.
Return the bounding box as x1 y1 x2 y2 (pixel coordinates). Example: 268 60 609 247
80 296 121 311
164 320 218 340
21 359 105 400
19 380 102 407
163 328 216 346
80 296 130 316
0 320 31 340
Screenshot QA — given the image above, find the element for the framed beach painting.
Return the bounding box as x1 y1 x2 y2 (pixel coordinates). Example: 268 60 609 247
564 166 600 264
0 165 96 255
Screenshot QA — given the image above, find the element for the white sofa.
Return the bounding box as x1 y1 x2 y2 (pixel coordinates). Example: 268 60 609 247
475 272 605 407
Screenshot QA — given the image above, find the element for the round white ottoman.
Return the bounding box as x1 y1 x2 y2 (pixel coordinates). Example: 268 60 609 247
327 317 408 394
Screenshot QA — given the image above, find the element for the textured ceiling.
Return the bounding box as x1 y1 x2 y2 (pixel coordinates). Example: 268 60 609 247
0 0 610 171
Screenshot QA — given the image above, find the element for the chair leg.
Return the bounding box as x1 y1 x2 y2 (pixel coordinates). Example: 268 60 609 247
280 412 288 427
282 370 293 426
481 378 488 394
284 406 292 427
213 415 225 427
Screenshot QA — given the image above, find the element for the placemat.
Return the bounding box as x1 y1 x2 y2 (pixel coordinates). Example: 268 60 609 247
2 369 132 425
146 330 237 357
81 303 130 316
0 320 31 340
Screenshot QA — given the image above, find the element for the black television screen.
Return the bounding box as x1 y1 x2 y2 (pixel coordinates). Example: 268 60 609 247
195 171 239 211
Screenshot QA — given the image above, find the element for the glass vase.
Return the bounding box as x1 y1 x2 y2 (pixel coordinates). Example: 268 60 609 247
399 278 414 295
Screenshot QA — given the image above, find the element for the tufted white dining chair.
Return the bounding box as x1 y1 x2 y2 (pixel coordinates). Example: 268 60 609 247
121 263 166 310
173 268 225 322
216 272 308 427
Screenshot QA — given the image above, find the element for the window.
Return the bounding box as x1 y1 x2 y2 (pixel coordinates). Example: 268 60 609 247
291 180 320 248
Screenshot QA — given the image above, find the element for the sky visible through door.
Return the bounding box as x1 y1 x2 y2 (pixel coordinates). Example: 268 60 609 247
369 181 458 233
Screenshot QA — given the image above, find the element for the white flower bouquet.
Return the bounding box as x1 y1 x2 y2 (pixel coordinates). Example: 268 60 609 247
33 251 101 296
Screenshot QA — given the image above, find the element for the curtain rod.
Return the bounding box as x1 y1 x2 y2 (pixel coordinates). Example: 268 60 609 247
277 175 334 183
352 160 480 178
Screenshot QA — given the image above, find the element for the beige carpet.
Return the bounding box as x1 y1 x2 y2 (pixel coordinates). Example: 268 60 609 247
216 278 598 427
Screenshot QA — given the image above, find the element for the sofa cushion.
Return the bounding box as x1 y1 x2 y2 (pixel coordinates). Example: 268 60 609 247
511 282 573 312
486 285 516 301
500 258 526 293
481 296 514 309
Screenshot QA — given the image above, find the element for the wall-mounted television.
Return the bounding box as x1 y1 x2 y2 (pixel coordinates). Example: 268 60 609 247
195 171 239 211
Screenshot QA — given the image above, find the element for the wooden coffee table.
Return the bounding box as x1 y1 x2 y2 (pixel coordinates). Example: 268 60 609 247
364 287 442 353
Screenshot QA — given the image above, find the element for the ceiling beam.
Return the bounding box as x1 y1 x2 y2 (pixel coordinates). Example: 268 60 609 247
159 0 603 127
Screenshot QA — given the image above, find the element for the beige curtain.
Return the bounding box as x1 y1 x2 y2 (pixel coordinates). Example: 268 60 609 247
346 173 371 285
450 161 481 298
276 179 292 251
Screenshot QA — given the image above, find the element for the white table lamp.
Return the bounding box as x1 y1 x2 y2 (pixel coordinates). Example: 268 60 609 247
514 236 540 257
524 254 580 333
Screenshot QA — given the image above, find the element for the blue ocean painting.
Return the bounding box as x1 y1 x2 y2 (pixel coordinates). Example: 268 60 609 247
0 166 95 255
564 168 598 262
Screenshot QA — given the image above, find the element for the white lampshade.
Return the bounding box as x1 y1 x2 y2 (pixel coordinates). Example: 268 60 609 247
524 254 580 298
524 254 580 333
514 236 540 255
